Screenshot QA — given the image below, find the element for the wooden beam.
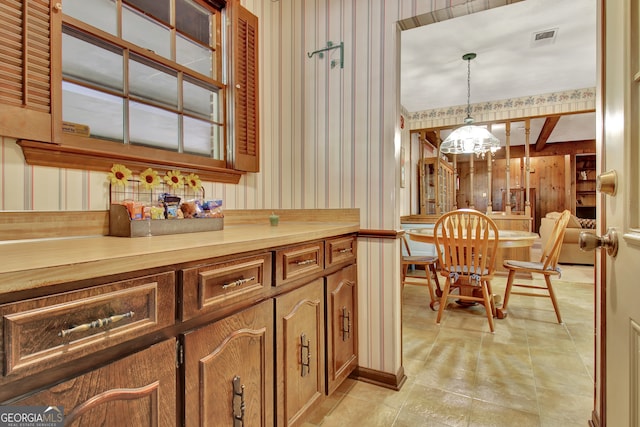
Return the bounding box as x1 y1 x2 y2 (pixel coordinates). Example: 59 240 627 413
423 130 439 148
451 140 596 162
535 115 561 151
488 139 595 160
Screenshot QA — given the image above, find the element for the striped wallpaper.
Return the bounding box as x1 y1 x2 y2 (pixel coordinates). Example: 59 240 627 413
0 0 534 380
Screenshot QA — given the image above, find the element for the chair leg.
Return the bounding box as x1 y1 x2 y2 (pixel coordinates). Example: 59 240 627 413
401 264 408 289
485 279 496 317
429 262 443 297
481 280 495 333
544 275 563 324
436 277 451 325
424 267 438 311
496 269 516 319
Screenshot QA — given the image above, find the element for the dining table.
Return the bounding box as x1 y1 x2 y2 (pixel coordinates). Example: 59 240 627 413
406 228 539 276
406 227 539 312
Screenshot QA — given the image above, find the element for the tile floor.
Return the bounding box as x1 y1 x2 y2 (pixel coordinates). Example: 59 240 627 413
305 261 595 427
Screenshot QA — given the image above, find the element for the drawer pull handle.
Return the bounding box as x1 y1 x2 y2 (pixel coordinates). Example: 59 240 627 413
338 248 353 254
295 259 316 266
222 276 255 290
59 311 135 338
341 307 351 341
300 333 311 377
232 376 245 426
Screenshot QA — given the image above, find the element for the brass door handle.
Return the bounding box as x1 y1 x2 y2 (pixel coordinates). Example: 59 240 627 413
596 170 617 196
579 228 618 257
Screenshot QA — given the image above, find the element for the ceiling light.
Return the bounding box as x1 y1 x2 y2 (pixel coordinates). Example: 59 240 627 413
439 53 501 159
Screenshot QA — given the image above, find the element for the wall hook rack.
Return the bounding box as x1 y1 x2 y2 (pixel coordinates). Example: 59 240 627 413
307 41 344 69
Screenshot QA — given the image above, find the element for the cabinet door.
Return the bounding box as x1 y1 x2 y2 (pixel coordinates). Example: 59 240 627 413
183 299 274 427
12 338 177 426
275 278 325 427
325 264 358 395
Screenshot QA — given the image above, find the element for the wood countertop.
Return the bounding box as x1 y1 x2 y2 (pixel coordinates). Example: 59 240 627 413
0 221 360 295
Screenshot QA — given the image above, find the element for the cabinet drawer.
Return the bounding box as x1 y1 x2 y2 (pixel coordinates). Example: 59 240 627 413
180 253 272 321
0 272 175 379
274 241 324 286
325 235 356 268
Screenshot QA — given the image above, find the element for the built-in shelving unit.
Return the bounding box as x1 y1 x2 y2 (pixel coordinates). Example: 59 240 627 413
575 153 596 219
419 157 455 215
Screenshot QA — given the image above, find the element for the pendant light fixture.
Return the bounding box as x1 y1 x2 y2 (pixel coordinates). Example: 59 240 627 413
439 53 501 159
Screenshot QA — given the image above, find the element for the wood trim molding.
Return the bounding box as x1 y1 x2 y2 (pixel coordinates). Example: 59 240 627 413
358 229 402 239
18 139 244 184
351 366 407 391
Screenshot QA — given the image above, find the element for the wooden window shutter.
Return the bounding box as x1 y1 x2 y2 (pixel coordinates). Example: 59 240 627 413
233 4 259 172
0 0 54 142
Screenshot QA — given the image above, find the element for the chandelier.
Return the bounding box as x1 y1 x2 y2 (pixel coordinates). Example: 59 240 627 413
440 53 501 159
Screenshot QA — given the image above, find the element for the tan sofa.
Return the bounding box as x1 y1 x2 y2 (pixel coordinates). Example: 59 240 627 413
539 212 596 265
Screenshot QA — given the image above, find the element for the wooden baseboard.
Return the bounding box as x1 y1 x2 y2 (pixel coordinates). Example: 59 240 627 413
350 365 407 391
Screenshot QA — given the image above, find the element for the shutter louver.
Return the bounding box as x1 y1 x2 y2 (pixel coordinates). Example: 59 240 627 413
0 0 50 112
233 4 259 172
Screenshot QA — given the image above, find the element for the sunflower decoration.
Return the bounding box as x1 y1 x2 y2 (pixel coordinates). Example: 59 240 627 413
185 173 202 192
107 164 132 187
164 169 184 190
139 167 161 190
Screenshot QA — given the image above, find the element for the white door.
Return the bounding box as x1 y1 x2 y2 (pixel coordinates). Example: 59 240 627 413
599 0 640 425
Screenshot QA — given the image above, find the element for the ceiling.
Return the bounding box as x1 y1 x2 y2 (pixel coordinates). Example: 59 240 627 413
400 0 597 145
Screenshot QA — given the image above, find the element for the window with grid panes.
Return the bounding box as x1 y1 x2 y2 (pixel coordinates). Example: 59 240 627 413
62 0 225 160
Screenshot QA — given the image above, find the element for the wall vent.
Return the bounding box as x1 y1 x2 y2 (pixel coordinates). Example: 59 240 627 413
531 28 558 47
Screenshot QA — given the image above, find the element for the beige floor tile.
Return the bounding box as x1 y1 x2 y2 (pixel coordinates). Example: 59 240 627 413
471 374 538 414
400 383 472 427
340 379 413 410
309 263 595 426
318 394 399 427
467 399 541 427
536 386 593 424
392 410 453 427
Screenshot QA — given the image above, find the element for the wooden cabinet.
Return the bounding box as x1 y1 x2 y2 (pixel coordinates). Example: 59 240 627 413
0 232 358 426
575 153 596 218
183 299 274 427
13 338 177 427
275 278 325 427
325 263 358 395
419 157 455 215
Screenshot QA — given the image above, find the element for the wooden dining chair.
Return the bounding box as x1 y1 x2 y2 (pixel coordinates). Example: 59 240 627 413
497 209 571 323
401 233 441 310
434 209 500 332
